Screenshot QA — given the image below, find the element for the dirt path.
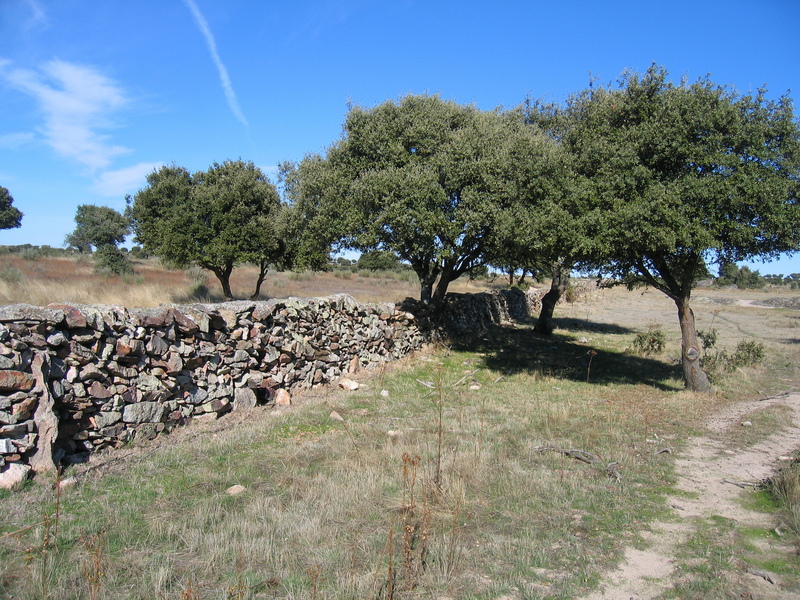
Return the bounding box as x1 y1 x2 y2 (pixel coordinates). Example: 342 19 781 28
582 392 800 600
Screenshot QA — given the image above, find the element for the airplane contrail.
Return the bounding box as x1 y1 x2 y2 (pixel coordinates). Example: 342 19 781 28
182 0 249 128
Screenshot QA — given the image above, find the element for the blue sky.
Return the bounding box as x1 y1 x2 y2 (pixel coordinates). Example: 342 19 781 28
1 0 799 275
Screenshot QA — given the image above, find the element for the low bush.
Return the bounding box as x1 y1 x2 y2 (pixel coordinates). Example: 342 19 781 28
632 324 666 355
0 264 24 283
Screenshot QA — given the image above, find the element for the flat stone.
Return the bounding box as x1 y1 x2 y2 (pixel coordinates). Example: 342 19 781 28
122 401 165 424
338 378 359 391
91 411 122 428
47 304 88 328
0 304 64 324
12 395 37 416
87 381 115 399
226 484 246 495
0 370 34 392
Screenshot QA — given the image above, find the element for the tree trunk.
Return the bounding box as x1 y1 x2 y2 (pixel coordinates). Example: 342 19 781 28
251 259 269 300
534 264 569 335
676 298 712 392
429 263 456 308
419 274 436 305
211 265 235 300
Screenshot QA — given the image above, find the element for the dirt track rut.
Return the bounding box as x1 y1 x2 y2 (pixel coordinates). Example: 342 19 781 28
582 392 800 600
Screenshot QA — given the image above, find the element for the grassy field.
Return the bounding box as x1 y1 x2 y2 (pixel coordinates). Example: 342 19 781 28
0 256 798 599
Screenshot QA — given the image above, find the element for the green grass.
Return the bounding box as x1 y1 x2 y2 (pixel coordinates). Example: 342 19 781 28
0 308 795 599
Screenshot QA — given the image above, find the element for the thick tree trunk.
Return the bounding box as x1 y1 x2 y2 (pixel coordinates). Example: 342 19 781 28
676 298 712 392
430 264 455 308
419 275 436 305
211 265 235 300
534 264 569 335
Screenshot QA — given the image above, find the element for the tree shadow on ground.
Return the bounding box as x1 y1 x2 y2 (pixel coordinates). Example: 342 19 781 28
447 321 682 391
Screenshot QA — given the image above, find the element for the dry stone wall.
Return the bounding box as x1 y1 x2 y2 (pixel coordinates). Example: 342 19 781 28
0 289 534 487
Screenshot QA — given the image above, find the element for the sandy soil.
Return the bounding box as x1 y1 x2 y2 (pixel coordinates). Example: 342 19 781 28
581 391 800 600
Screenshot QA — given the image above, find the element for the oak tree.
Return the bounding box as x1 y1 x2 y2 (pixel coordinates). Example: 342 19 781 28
65 204 132 275
0 186 23 230
290 95 557 306
565 66 800 391
128 160 282 299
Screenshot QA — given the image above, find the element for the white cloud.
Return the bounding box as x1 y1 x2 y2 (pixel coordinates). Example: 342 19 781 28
0 58 130 170
182 0 249 128
93 162 163 197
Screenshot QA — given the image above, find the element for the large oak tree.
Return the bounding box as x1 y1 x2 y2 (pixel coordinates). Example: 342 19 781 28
288 95 558 306
566 66 800 391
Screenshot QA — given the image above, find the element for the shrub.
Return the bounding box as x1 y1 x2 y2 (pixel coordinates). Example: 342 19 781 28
703 339 765 373
727 340 766 370
0 264 24 283
94 246 134 276
697 328 717 350
632 324 666 355
186 282 210 301
19 247 41 261
357 250 401 271
287 271 313 281
766 452 800 538
185 265 208 286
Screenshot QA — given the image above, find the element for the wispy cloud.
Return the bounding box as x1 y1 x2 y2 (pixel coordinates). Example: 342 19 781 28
0 58 130 170
182 0 249 128
0 132 35 149
22 0 47 30
93 161 163 197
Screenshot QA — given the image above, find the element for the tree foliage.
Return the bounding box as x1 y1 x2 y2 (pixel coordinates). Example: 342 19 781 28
66 204 132 275
0 186 23 230
128 160 282 299
357 250 402 271
565 65 800 390
289 95 558 305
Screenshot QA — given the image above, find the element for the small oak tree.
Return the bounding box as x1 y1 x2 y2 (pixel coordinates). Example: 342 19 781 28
65 204 132 275
128 160 282 299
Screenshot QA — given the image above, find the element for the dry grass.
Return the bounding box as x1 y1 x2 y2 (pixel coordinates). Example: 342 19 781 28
0 255 493 307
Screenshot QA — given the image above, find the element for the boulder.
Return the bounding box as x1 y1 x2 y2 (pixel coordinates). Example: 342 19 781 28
233 387 257 411
0 463 31 490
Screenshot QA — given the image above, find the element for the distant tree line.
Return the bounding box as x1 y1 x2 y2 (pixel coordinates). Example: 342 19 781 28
43 64 800 392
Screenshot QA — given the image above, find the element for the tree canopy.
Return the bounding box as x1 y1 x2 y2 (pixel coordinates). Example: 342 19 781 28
66 204 132 275
0 186 23 230
564 65 800 390
287 95 559 305
65 204 129 252
128 160 283 299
